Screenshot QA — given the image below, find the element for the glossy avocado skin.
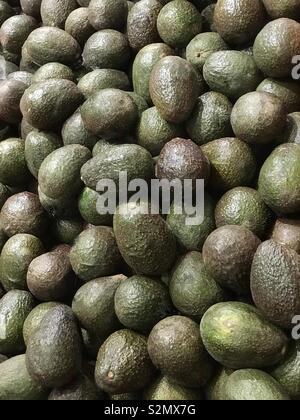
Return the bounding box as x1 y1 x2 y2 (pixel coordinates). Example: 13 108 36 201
200 302 288 370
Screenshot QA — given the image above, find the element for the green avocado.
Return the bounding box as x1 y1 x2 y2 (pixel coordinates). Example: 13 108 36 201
0 80 27 124
20 80 84 131
144 376 202 400
78 69 131 99
0 355 47 400
113 201 176 276
88 0 128 31
49 374 103 400
32 63 75 83
0 290 36 355
0 138 29 187
40 0 78 28
224 369 289 400
95 329 156 394
65 7 95 47
250 240 300 329
200 302 288 369
114 275 173 334
148 315 213 388
0 234 44 291
170 252 228 321
38 144 91 199
69 226 122 282
257 78 300 114
149 56 199 123
271 218 300 253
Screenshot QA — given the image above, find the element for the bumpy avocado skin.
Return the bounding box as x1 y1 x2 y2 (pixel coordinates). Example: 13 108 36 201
148 315 214 388
258 144 300 214
150 56 199 123
26 305 82 388
200 302 288 370
95 329 156 394
113 202 176 276
224 369 289 401
144 376 202 400
250 240 300 329
49 374 103 400
0 290 36 355
170 252 228 322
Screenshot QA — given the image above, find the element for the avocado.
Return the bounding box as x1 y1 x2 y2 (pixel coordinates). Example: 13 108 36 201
253 18 300 78
0 80 27 124
83 30 130 70
26 27 82 67
26 305 82 388
150 56 199 123
0 1 14 26
144 376 202 400
65 7 95 47
262 0 300 20
206 367 234 401
0 192 48 237
203 225 260 295
7 71 32 87
78 187 113 226
0 290 36 355
21 80 84 131
23 302 62 346
38 187 78 218
257 79 300 114
170 252 228 321
114 275 173 334
156 138 210 186
271 218 300 253
214 0 265 45
126 91 149 116
80 89 138 138
186 91 233 145
0 355 47 400
49 374 103 400
0 234 44 291
81 143 154 190
20 0 41 19
250 240 300 329
231 92 287 145
0 183 10 210
167 193 215 251
215 187 272 238
88 0 128 31
78 69 131 99
280 112 300 144
69 226 122 282
224 369 289 401
72 275 125 338
148 315 213 388
113 201 176 276
20 41 40 73
201 3 217 32
200 302 288 369
201 138 257 193
186 32 228 72
157 0 202 48
32 63 75 84
271 340 300 400
25 131 62 179
0 138 30 187
137 107 185 156
52 218 83 245
61 109 97 150
258 144 300 214
0 228 7 253
133 43 174 105
95 329 156 394
203 51 262 100
38 144 91 199
127 0 163 51
27 249 76 302
0 15 38 57
41 0 78 29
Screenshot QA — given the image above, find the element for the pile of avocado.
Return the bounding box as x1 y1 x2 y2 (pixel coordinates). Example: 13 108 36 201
0 0 299 401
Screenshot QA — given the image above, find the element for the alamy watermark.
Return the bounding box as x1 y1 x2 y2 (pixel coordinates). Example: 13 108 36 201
292 55 300 80
96 171 205 226
292 316 300 340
